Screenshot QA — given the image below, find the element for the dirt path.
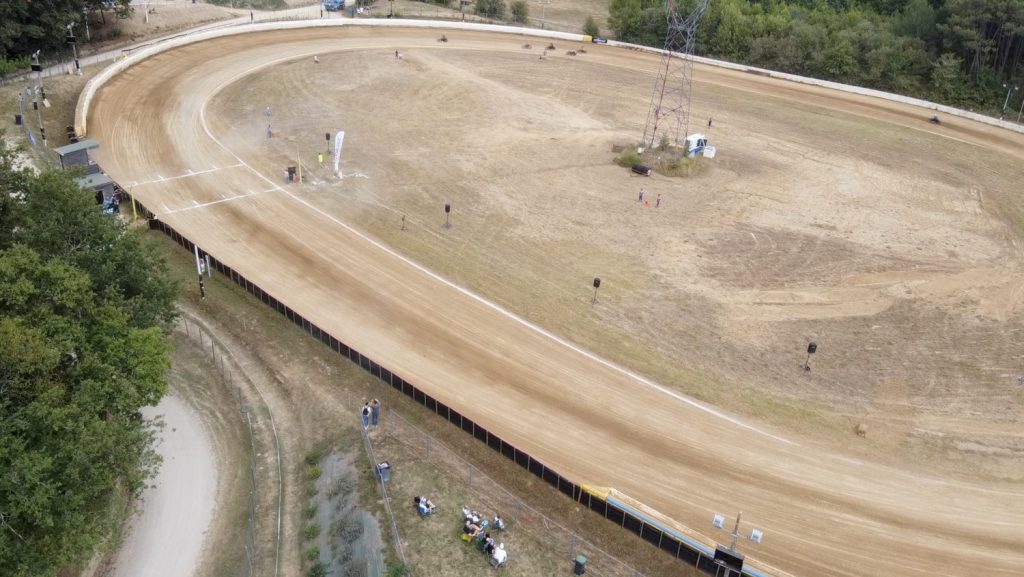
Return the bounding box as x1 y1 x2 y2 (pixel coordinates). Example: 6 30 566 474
108 395 217 577
87 28 1024 577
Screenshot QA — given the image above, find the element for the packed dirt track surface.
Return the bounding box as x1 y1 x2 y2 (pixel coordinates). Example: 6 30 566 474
87 26 1024 577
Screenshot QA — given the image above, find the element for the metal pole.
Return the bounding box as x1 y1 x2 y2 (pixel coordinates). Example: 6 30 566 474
1003 85 1013 112
67 23 81 76
32 52 46 146
729 511 741 551
1017 95 1024 123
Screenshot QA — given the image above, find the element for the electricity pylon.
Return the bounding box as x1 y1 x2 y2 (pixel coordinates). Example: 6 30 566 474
641 0 713 150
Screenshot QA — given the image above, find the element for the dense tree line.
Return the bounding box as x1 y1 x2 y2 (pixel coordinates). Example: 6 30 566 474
0 142 177 577
0 1 132 73
608 0 1024 113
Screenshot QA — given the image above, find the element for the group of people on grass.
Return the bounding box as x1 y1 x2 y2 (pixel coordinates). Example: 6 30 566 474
410 496 510 568
461 506 508 568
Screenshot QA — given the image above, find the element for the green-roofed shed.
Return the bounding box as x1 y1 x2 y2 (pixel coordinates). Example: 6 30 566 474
75 173 115 205
54 139 99 169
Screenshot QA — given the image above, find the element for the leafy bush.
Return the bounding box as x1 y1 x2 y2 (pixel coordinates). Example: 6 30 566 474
305 546 320 562
616 151 641 167
303 523 321 540
308 563 327 577
510 0 528 22
304 450 322 466
583 15 600 37
307 465 322 480
658 133 671 151
476 0 506 19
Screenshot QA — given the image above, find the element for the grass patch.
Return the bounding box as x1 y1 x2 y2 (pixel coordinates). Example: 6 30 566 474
614 142 708 178
307 465 322 480
304 546 320 562
303 523 321 541
305 450 323 466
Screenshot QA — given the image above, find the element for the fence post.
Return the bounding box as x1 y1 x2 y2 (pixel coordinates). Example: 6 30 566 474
513 498 521 526
569 532 577 561
468 464 473 494
425 435 432 461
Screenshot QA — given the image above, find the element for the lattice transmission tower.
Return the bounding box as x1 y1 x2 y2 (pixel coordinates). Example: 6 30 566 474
641 0 713 150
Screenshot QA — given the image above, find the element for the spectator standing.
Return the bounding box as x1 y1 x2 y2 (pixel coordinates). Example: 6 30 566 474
370 399 381 428
360 403 371 429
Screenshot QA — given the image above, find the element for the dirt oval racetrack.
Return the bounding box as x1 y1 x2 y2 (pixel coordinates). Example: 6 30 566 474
87 26 1024 577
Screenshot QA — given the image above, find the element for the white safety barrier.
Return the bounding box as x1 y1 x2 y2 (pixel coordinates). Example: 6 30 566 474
76 19 1022 139
611 39 1024 134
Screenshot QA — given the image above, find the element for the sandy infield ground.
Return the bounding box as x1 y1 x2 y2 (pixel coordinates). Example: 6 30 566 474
87 26 1024 577
109 395 217 577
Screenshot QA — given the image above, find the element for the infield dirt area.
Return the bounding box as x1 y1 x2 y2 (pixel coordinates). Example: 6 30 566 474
86 25 1024 577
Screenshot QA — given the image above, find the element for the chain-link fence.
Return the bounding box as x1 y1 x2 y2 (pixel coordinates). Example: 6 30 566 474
180 315 284 577
361 426 409 575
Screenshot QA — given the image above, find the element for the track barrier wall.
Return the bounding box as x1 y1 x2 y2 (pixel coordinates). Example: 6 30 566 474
136 200 765 577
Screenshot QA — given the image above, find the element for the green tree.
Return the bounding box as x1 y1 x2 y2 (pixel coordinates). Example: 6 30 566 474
0 139 176 577
931 52 971 104
0 1 133 62
510 0 529 22
584 14 601 36
893 0 937 45
476 0 507 19
608 0 648 40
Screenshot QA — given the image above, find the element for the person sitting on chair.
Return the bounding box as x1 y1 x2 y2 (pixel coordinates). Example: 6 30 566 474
414 496 435 516
490 543 507 568
484 533 496 555
492 515 506 530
